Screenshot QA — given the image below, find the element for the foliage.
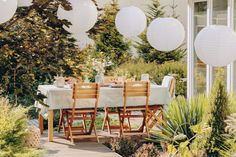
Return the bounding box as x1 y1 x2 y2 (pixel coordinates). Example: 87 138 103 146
104 137 143 157
166 123 210 157
133 143 161 157
149 95 208 147
225 113 236 136
111 60 187 96
0 97 43 157
89 0 132 67
224 115 236 157
105 138 137 157
134 0 186 64
149 80 236 156
206 80 231 157
228 93 236 114
0 0 85 107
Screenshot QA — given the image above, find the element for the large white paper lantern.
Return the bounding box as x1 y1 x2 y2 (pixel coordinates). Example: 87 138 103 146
147 18 185 52
0 0 18 24
194 25 236 67
57 0 98 33
18 0 32 7
115 6 147 37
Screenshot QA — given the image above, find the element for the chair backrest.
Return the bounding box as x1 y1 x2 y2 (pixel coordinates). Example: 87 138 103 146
123 81 150 111
161 76 176 97
73 83 100 99
72 83 100 110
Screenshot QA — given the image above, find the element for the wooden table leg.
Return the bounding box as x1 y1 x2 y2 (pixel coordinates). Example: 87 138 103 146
38 110 44 134
48 110 54 142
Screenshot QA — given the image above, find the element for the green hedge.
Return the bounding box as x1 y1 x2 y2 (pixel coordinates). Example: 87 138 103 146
111 60 187 96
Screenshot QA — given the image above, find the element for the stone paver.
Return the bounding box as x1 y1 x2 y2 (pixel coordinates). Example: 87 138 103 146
40 132 121 157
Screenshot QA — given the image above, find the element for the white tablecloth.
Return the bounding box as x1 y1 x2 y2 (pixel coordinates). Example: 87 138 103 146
35 85 171 110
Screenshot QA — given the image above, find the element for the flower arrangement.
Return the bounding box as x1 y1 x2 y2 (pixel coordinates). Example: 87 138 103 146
92 57 113 74
79 54 113 81
79 56 94 79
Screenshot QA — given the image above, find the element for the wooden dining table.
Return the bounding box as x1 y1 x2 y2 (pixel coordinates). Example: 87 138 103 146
35 84 171 142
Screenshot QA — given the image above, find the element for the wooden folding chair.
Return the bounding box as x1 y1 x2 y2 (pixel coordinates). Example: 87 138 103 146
147 76 176 130
168 77 176 98
162 76 176 98
118 81 150 137
61 83 100 143
102 77 131 134
58 77 82 133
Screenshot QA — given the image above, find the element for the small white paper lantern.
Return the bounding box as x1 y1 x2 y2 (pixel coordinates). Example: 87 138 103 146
115 6 147 37
147 18 185 52
57 0 98 33
195 25 236 67
18 0 32 7
73 32 94 49
0 0 18 24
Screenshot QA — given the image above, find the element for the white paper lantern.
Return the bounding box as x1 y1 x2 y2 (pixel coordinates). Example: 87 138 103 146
147 18 185 52
57 0 98 33
115 6 147 37
0 0 18 24
194 25 236 67
73 32 94 49
18 0 32 7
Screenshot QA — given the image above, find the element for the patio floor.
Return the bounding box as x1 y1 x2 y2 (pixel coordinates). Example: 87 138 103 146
40 132 121 157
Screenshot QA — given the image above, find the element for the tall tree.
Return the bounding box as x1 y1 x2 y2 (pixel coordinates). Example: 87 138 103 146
0 0 86 105
89 0 131 67
135 0 186 64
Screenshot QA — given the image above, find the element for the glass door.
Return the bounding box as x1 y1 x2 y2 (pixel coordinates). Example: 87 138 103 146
193 1 207 94
212 0 228 86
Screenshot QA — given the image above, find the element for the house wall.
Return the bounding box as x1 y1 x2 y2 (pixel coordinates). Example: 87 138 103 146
96 0 187 28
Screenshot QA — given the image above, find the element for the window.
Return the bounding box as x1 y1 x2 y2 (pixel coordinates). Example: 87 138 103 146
194 1 207 94
212 0 228 87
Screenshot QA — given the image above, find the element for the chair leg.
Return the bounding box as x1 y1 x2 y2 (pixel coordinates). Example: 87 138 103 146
102 107 108 131
145 115 150 137
94 126 100 143
38 112 44 135
106 114 111 134
102 108 107 131
65 112 70 139
68 124 74 143
102 107 112 134
118 109 124 137
138 111 145 132
62 112 67 137
58 109 63 133
82 113 87 133
127 111 131 131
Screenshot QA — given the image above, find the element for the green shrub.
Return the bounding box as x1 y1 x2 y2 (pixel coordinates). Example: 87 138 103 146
111 60 187 96
0 97 42 157
149 95 208 147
